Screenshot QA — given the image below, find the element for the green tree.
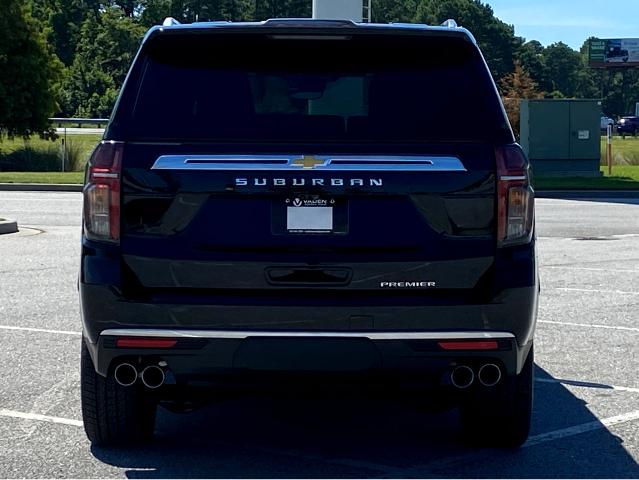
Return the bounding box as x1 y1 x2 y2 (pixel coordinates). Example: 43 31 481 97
140 0 263 26
542 42 583 98
516 40 550 92
254 0 310 20
62 7 145 117
0 0 63 137
48 0 86 65
499 61 542 138
413 0 520 80
371 0 417 22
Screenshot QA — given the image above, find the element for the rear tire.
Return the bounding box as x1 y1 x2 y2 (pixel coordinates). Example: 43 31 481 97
459 345 534 448
80 340 157 446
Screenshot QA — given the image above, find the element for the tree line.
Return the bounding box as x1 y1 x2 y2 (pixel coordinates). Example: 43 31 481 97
2 0 638 138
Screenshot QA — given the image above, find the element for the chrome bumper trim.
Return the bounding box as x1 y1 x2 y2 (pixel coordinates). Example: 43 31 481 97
100 329 514 341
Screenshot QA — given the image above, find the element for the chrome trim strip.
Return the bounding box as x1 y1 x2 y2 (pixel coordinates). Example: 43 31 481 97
101 329 514 341
91 172 119 179
151 155 467 172
500 175 527 181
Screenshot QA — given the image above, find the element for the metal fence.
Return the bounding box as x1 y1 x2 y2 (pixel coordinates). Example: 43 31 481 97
49 118 107 172
49 118 109 128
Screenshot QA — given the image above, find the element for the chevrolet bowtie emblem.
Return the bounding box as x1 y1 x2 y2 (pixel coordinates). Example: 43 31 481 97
291 155 327 169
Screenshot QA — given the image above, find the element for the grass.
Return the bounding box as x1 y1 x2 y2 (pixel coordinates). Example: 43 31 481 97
0 172 84 184
599 136 639 165
533 136 639 190
0 134 101 172
534 165 639 190
0 133 638 189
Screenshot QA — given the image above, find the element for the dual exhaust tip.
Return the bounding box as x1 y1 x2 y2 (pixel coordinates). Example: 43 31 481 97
116 361 500 390
450 363 501 389
113 363 165 389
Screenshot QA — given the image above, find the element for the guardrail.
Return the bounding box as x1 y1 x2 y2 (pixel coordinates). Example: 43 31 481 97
50 117 109 128
49 118 108 172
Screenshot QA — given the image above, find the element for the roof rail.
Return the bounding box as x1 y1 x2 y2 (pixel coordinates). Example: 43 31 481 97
441 19 458 28
162 17 181 26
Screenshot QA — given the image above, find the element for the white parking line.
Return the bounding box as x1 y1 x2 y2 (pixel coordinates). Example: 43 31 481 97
0 325 81 336
554 287 639 295
536 377 639 393
0 408 82 427
523 410 639 447
543 266 639 273
375 409 639 476
538 319 639 332
1 403 638 475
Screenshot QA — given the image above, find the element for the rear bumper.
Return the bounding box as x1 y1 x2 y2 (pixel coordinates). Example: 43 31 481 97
86 329 531 384
81 282 537 344
80 281 537 381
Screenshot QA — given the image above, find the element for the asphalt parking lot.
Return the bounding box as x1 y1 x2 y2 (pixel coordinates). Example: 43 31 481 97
0 191 638 478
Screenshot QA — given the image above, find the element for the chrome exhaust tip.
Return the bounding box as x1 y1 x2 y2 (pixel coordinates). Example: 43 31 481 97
450 365 474 389
140 365 166 389
478 363 502 387
113 362 138 387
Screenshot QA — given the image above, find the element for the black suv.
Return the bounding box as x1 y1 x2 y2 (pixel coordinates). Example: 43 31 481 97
80 19 537 448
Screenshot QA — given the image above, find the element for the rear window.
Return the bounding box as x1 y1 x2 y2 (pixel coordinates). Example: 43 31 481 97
116 31 511 144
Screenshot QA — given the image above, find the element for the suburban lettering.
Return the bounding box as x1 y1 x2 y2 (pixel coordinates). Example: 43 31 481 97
234 178 384 187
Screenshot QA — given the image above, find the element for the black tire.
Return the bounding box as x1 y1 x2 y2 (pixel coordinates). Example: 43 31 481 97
80 340 157 446
459 345 534 448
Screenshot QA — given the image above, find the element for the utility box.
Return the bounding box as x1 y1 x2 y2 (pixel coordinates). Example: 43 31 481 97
520 99 601 177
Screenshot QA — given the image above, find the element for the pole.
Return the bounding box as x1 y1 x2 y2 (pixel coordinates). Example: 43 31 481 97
607 123 613 176
62 127 67 173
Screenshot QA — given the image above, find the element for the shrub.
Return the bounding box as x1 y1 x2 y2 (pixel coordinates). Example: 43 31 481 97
0 144 62 171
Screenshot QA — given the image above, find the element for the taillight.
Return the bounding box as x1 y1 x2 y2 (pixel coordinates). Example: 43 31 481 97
496 145 534 246
438 340 499 350
116 337 177 348
83 141 123 243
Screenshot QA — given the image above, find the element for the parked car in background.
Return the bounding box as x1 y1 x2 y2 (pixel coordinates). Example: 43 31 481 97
617 116 639 136
601 116 615 132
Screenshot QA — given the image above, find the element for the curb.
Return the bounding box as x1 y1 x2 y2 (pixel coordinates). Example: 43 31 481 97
0 183 82 192
536 190 639 199
0 218 18 235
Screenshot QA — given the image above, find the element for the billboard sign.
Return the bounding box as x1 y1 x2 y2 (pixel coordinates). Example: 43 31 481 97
589 38 639 67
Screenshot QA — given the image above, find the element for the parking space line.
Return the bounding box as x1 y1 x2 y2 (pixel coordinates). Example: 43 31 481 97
0 325 81 336
523 410 639 447
536 377 639 393
554 287 639 295
1 403 638 475
365 410 639 476
0 408 82 427
543 266 639 273
538 319 639 332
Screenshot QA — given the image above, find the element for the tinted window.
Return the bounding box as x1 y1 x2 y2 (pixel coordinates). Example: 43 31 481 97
119 32 511 144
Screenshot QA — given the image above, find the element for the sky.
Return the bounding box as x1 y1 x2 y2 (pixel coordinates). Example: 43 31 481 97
484 0 639 50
